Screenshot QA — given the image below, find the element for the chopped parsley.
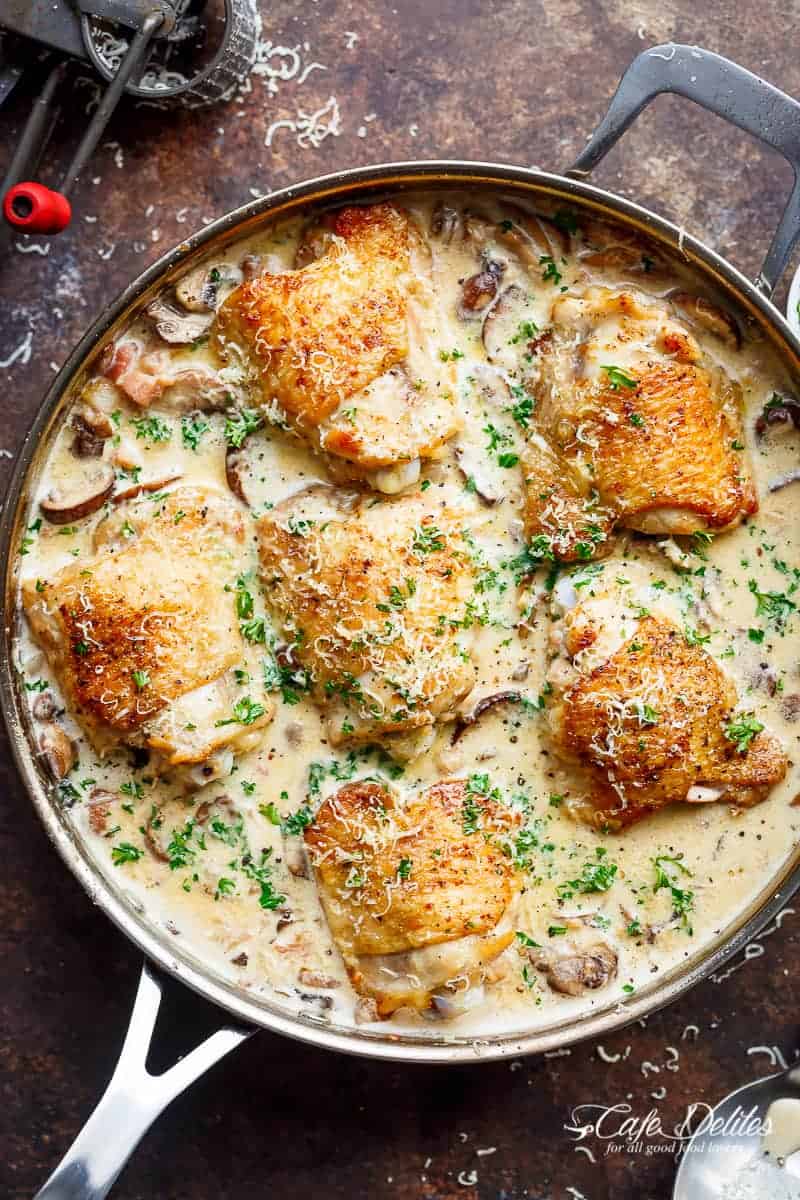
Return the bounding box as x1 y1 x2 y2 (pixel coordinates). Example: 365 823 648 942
601 364 639 391
181 413 210 451
557 848 618 899
748 579 796 627
224 408 262 448
111 842 143 866
412 524 445 555
724 711 764 754
131 414 172 443
652 853 694 934
215 696 266 727
539 255 562 285
131 669 150 690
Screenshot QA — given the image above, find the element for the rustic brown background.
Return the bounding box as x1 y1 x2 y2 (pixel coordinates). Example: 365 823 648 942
2 3 800 1198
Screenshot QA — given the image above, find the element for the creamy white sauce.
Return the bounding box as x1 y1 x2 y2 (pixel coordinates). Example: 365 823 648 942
14 192 800 1039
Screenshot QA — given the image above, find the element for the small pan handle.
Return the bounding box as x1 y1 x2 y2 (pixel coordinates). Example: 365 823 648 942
33 961 254 1200
568 43 800 298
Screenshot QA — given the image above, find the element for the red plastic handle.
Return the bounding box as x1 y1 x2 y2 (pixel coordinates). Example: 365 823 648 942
3 182 72 234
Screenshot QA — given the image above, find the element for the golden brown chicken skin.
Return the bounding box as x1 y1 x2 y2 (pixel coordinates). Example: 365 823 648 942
215 203 459 489
304 779 521 1017
547 600 787 830
257 486 477 755
498 286 756 562
22 487 273 778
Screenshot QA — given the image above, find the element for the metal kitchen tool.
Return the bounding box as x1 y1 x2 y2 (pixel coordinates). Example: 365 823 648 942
0 0 256 234
673 1061 800 1199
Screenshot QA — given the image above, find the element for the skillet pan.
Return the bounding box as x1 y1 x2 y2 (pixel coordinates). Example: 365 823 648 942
4 42 800 1199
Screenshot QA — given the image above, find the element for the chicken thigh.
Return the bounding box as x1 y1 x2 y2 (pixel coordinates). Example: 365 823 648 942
215 203 459 492
304 779 521 1016
257 486 477 755
545 574 787 829
23 487 273 783
487 284 756 561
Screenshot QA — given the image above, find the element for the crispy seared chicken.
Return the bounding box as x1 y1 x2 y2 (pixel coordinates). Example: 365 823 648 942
257 486 477 755
304 779 521 1017
215 203 459 492
485 282 756 561
545 575 787 829
23 487 273 784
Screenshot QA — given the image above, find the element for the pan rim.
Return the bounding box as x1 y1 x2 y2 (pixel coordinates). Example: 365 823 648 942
4 158 800 1064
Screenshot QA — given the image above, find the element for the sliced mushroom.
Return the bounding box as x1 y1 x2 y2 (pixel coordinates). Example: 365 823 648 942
71 402 114 458
111 473 182 504
482 284 542 371
531 942 618 996
669 291 741 350
579 244 667 279
143 808 169 862
231 951 249 967
40 462 115 525
755 394 800 439
226 442 251 505
451 690 522 743
454 443 505 506
430 203 461 244
146 296 214 345
175 263 233 313
781 694 800 723
466 206 562 263
458 258 506 319
39 722 77 780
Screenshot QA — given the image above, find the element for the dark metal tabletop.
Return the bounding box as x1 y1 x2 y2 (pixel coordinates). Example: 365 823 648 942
1 3 799 1198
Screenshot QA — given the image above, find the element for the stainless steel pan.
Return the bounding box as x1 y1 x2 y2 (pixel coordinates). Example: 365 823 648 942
5 42 800 1200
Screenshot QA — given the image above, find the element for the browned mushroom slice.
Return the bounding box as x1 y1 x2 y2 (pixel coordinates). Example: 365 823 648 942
482 284 541 370
39 721 77 780
40 462 115 525
669 291 741 350
466 206 567 267
755 393 800 439
111 472 182 504
458 259 505 319
225 443 251 505
146 296 214 345
451 690 523 744
530 942 618 996
71 402 114 458
174 262 237 313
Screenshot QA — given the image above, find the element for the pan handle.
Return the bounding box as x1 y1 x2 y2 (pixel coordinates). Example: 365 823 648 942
33 961 254 1200
567 43 800 298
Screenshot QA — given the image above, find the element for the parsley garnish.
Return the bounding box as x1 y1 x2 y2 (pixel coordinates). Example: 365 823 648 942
724 711 764 753
601 364 638 390
652 853 694 934
224 408 262 448
111 842 143 866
